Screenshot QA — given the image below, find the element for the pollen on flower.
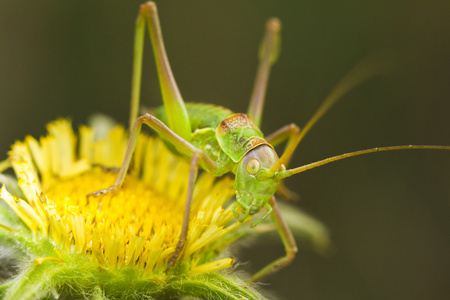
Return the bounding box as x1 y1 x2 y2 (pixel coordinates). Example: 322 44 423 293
1 119 246 275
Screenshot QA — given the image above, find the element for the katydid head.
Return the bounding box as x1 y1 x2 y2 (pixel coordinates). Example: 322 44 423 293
234 145 283 217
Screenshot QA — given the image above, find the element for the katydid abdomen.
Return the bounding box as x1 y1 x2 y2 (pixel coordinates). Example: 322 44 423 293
154 102 233 132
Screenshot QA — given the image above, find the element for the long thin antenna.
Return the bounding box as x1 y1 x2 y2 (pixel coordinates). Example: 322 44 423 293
297 56 383 146
270 55 383 173
277 145 450 179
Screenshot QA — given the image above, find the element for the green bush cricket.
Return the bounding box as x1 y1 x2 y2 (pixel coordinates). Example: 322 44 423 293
88 2 450 282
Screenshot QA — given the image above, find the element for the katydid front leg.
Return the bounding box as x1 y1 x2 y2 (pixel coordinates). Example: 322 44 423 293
247 196 297 283
265 123 301 201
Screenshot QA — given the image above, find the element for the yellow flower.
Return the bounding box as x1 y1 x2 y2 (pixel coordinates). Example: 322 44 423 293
2 118 245 274
0 118 263 299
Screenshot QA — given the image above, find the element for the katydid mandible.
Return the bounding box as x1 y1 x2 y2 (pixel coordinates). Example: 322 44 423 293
88 2 450 282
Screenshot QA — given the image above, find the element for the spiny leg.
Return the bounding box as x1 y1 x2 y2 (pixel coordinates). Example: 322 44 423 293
166 151 201 271
247 196 297 283
247 18 281 127
265 123 301 200
87 113 218 198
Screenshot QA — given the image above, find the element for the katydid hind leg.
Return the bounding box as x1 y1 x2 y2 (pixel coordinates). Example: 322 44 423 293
247 18 281 128
141 2 191 141
247 196 297 283
166 151 201 271
128 5 146 133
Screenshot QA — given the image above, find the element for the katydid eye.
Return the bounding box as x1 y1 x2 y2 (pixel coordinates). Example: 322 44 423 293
246 158 261 175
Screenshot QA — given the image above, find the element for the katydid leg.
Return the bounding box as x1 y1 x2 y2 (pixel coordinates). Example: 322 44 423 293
247 196 297 283
166 151 201 271
140 2 191 141
236 199 251 223
265 123 301 168
87 113 218 198
265 123 301 200
265 123 300 148
128 5 146 132
250 203 272 228
247 18 281 128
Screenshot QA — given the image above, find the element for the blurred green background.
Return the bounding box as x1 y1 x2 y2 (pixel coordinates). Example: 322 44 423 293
0 1 449 299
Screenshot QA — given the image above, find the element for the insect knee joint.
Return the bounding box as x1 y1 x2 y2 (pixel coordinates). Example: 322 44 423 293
192 149 202 158
289 123 300 134
288 246 298 257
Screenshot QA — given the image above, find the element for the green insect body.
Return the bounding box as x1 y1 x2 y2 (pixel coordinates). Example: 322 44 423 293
89 2 450 282
155 103 281 221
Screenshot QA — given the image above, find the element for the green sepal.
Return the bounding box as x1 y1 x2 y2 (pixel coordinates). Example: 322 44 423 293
164 273 265 300
2 258 62 300
0 250 265 299
0 200 26 232
0 226 265 299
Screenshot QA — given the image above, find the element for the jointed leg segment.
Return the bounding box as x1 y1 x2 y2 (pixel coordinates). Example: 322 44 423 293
265 123 301 200
139 2 191 141
166 151 201 271
247 18 281 127
87 113 218 272
247 196 297 282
